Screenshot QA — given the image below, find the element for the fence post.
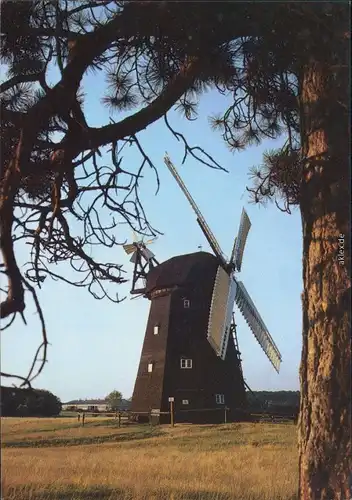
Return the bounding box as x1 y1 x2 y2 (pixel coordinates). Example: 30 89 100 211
118 412 121 428
170 401 175 427
149 409 152 428
82 413 85 427
224 407 227 424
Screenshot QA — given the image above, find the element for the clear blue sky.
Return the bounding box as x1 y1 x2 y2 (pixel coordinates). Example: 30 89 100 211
1 63 303 403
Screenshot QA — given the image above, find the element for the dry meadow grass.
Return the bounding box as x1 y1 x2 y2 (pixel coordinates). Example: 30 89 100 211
2 417 298 500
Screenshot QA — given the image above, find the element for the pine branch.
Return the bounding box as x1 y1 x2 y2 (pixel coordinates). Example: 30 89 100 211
81 58 203 152
0 73 43 94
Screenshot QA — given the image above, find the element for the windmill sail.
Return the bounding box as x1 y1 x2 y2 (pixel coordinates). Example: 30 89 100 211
123 243 136 255
229 237 237 267
207 267 237 360
235 281 282 372
164 154 227 269
144 237 157 245
231 209 251 271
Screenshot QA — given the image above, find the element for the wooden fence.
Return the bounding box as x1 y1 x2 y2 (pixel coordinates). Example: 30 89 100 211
64 409 297 427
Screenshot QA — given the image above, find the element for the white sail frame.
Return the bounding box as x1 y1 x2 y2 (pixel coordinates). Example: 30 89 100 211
235 280 282 372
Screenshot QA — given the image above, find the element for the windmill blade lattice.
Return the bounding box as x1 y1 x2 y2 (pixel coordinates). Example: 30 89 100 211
232 209 251 272
164 154 227 269
235 280 282 372
123 243 136 255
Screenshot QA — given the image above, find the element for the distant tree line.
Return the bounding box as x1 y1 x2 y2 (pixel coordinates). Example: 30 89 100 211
1 386 62 417
247 391 300 413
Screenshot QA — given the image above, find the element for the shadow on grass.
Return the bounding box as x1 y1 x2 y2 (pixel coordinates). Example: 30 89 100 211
20 424 82 434
3 428 162 449
4 484 299 500
19 421 145 434
7 423 295 452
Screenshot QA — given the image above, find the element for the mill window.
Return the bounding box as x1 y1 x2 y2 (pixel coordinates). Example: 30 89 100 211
153 325 159 335
180 358 192 369
148 362 154 373
183 299 190 308
215 394 225 404
182 399 189 405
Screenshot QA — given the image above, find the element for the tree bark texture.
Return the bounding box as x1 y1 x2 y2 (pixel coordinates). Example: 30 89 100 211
298 36 351 500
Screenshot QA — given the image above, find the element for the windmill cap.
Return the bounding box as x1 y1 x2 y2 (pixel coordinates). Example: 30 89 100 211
145 251 218 295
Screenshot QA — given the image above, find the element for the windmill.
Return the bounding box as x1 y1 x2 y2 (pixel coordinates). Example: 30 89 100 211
129 154 282 424
123 232 159 295
164 154 281 371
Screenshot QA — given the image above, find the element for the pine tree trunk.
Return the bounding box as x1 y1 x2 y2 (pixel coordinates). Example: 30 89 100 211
298 33 351 500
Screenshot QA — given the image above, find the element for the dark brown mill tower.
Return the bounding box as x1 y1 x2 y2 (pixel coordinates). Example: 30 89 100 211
126 155 282 424
131 252 246 423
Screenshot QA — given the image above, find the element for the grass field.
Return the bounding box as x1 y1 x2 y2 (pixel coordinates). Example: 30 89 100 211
2 417 298 500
